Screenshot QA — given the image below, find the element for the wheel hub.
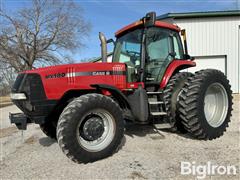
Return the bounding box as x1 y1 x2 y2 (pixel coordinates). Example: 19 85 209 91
77 109 116 152
204 82 229 128
82 117 104 141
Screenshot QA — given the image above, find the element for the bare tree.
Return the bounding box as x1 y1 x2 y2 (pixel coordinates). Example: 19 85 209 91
0 61 16 95
0 0 90 72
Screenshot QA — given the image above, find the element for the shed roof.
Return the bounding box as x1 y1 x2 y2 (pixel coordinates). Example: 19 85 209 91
157 10 240 20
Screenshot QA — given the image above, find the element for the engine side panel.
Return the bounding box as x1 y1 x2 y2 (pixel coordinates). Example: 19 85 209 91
24 63 127 100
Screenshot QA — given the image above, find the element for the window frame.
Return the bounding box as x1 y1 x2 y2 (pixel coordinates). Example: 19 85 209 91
144 27 185 83
144 27 175 83
112 28 143 64
172 32 185 60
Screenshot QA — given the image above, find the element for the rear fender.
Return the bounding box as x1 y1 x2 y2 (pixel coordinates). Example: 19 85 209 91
160 60 196 88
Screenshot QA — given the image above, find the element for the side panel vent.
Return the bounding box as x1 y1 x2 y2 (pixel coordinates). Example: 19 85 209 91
113 65 125 88
66 67 75 84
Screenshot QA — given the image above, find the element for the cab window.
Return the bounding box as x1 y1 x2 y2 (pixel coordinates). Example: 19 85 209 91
113 29 142 82
145 28 173 82
173 32 184 59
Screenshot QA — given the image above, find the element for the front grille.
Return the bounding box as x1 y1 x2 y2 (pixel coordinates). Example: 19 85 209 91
12 73 25 92
12 73 46 102
11 73 57 124
12 73 50 117
27 74 46 101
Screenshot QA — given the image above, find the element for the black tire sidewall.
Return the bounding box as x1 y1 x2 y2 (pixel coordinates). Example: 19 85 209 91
171 75 190 115
40 121 57 139
196 72 232 138
58 94 124 162
171 75 191 132
164 72 193 132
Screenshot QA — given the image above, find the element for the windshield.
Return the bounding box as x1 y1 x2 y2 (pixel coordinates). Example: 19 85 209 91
113 29 142 66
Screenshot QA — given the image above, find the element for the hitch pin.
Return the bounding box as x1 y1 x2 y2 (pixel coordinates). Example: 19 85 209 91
21 130 24 143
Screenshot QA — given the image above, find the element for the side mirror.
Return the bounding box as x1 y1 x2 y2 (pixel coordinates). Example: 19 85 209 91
180 29 189 55
107 38 115 45
144 12 156 27
180 29 186 36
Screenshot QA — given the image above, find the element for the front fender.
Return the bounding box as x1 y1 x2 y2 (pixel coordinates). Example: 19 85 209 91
90 84 131 109
160 60 196 88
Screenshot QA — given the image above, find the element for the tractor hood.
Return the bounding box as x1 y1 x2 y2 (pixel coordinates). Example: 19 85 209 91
24 62 122 74
23 62 126 78
18 62 127 100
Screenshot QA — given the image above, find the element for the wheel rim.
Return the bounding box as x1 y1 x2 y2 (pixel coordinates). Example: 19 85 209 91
76 109 116 152
204 83 229 128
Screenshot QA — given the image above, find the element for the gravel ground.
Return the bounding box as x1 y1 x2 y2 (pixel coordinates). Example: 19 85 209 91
0 95 239 179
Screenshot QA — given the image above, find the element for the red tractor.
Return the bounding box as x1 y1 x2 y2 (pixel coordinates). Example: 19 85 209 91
10 12 233 163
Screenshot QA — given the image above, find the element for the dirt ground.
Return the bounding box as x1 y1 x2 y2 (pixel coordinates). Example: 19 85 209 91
0 95 239 179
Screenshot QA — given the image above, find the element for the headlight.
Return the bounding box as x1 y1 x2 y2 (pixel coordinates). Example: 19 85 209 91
10 93 27 100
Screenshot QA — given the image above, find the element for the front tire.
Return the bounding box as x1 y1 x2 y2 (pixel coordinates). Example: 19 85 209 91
179 69 233 140
57 94 124 163
40 121 56 139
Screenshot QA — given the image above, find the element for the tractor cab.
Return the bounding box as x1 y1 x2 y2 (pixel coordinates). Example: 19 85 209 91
101 12 192 88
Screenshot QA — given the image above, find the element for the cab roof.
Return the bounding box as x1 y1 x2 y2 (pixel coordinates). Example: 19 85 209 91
115 20 180 37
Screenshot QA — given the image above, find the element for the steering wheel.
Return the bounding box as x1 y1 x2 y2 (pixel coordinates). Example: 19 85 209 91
126 51 140 65
126 51 140 58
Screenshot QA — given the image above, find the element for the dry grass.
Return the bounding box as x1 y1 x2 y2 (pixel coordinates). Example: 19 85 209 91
128 171 147 179
0 96 11 103
233 93 240 101
0 126 18 138
24 136 38 144
0 96 12 108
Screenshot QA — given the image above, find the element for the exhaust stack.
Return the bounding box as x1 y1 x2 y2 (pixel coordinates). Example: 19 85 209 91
99 32 107 62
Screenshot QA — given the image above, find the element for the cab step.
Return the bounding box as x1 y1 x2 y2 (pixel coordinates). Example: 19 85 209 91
151 112 167 116
149 101 164 105
147 91 162 95
153 123 172 129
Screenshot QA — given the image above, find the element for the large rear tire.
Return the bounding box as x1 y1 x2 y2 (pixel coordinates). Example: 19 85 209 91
163 72 193 132
57 94 124 163
179 69 233 140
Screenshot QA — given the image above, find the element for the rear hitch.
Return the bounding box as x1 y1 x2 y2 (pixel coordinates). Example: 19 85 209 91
9 113 31 130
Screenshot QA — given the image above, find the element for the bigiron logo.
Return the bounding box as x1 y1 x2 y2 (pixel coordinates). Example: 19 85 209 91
46 73 66 79
181 161 237 179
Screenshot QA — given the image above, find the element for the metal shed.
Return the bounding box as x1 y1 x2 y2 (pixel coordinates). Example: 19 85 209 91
158 10 240 93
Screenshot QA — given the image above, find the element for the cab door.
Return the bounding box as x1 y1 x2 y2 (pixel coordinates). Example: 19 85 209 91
144 27 184 85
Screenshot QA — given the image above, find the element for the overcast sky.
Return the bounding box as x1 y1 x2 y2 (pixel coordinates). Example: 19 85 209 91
2 0 240 62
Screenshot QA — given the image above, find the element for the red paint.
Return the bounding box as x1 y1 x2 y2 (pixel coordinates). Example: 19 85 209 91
115 20 180 37
160 60 196 89
115 20 143 37
101 89 111 96
24 63 127 100
155 21 180 32
126 82 145 89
